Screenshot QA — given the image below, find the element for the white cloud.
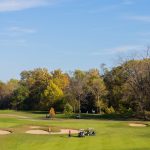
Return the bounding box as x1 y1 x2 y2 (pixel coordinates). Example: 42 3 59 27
127 16 150 23
92 45 143 56
137 32 150 36
89 0 135 14
8 26 36 34
0 26 36 47
0 0 52 12
0 38 27 46
88 4 120 14
89 4 119 14
109 45 143 52
122 0 134 5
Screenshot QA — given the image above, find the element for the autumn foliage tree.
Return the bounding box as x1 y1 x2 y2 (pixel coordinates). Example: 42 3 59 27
41 80 63 110
49 107 55 119
0 54 150 120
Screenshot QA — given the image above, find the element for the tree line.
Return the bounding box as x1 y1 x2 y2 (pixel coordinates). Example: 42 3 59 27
0 57 150 119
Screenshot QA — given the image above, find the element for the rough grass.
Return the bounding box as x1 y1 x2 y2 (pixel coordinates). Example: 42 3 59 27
0 110 149 150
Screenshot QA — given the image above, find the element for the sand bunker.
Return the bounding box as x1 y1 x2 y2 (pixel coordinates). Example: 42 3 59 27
50 129 79 135
26 130 49 135
129 123 148 127
0 130 11 135
26 129 79 135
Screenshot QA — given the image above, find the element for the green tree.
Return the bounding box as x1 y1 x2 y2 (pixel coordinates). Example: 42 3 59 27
0 79 19 109
90 78 107 114
122 58 150 119
83 69 108 114
11 85 29 110
64 103 73 117
20 68 51 110
103 66 126 112
68 70 86 114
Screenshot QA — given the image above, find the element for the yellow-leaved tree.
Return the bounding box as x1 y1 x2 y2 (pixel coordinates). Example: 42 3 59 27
49 107 55 119
41 80 63 110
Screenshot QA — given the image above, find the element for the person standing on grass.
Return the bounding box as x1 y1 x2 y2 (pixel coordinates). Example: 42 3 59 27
68 130 71 137
48 127 51 134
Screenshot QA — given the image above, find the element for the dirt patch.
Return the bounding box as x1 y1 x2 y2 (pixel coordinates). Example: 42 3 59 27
0 130 11 135
129 123 148 127
26 130 49 135
50 129 79 135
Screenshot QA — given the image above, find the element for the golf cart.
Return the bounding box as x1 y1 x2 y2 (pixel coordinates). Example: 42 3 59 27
78 129 85 137
85 128 96 136
46 114 50 118
76 114 81 119
78 128 96 137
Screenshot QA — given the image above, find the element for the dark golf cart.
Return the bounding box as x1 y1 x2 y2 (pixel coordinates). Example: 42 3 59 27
78 129 85 137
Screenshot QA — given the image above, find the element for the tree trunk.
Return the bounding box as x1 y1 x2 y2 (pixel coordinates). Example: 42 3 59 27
97 95 101 115
79 99 81 114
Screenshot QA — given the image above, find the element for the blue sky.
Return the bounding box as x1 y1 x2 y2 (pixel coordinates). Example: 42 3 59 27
0 0 150 81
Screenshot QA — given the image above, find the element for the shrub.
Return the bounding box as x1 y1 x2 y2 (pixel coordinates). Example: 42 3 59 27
109 106 115 113
49 107 55 119
64 103 73 117
106 106 115 114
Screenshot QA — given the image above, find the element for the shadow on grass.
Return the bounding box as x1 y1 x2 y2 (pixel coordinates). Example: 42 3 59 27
29 111 48 114
55 113 140 121
22 110 147 121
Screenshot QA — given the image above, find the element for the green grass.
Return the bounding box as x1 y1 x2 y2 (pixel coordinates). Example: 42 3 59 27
0 110 149 150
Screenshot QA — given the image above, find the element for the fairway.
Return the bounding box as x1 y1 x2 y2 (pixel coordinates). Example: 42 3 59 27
0 111 149 150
